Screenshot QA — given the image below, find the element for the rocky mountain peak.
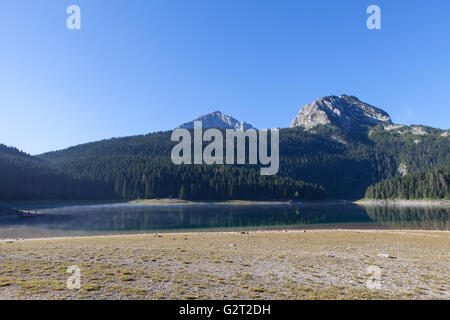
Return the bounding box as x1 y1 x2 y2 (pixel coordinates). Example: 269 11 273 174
290 95 392 131
178 111 256 130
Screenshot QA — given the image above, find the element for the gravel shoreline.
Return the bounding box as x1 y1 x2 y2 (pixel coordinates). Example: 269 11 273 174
356 199 450 207
0 230 448 300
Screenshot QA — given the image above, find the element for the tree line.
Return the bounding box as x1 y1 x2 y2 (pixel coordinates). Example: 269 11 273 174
0 143 325 201
1 122 448 201
365 165 449 200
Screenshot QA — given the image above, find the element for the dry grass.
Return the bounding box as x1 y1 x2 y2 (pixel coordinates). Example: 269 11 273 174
0 230 448 300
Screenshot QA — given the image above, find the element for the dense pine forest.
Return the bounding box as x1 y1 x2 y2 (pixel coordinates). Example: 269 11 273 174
0 123 449 201
0 141 325 201
0 145 111 200
365 165 449 200
279 124 449 198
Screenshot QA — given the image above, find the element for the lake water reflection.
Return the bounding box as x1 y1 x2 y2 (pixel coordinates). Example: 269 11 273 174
0 202 448 238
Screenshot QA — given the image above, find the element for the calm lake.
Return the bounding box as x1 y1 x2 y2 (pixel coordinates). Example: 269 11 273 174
0 202 448 239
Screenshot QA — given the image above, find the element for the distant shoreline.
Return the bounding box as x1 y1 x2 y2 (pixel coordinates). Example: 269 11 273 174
3 198 450 210
127 199 358 206
355 199 450 207
2 198 354 210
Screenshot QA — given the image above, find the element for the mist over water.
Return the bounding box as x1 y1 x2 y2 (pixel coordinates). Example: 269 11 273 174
0 203 448 239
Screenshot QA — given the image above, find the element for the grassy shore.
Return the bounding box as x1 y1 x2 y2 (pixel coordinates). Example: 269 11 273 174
2 199 322 210
3 198 449 211
127 199 303 206
0 230 448 300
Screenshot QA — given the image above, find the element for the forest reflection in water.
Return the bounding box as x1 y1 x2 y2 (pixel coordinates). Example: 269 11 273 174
0 202 448 238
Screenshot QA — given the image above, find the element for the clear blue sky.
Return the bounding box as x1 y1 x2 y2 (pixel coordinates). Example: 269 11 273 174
1 0 449 155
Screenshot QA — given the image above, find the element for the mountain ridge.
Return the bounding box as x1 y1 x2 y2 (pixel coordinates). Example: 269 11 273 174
178 110 255 130
290 95 392 132
1 95 449 201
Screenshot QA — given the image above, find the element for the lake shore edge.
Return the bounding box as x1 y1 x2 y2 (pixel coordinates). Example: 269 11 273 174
2 198 353 209
3 198 450 210
2 228 449 243
355 199 450 207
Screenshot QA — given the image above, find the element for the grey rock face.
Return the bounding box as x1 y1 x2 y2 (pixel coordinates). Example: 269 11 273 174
410 126 428 136
179 111 255 130
397 163 408 177
290 95 392 131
